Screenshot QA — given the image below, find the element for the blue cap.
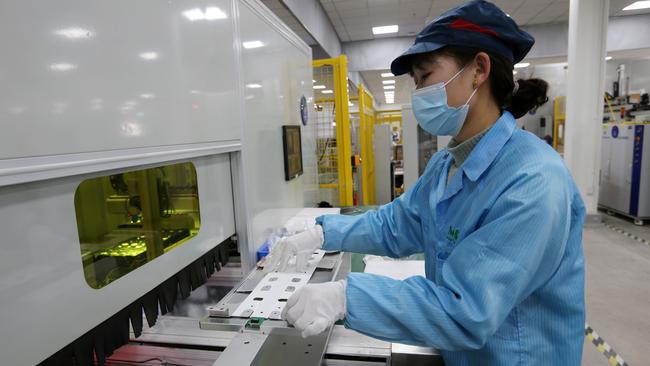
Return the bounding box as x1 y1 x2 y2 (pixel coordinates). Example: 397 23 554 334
390 0 535 76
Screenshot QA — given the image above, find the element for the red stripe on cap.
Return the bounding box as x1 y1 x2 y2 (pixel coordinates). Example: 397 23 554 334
449 18 498 37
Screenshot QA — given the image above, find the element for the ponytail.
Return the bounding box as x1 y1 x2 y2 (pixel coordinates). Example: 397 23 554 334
507 78 549 118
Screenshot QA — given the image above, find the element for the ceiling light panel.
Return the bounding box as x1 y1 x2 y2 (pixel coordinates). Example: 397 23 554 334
372 25 398 35
623 1 650 11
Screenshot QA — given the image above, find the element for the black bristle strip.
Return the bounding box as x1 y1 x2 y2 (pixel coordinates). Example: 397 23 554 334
37 237 233 366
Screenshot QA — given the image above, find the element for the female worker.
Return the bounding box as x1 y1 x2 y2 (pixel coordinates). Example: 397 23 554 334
266 1 586 364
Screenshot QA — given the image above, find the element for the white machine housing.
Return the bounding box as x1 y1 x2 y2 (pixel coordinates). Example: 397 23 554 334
599 123 650 221
0 0 316 364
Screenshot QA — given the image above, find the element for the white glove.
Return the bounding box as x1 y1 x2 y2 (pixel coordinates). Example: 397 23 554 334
281 280 347 338
263 225 324 273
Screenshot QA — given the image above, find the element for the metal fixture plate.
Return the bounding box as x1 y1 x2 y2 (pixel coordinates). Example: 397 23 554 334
230 250 325 319
213 323 333 366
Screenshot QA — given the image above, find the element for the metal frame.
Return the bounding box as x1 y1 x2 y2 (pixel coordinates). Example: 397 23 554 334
358 84 377 205
201 251 344 366
230 251 326 319
313 55 354 206
553 96 566 152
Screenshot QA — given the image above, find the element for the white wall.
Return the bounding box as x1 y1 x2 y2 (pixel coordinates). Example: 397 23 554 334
280 0 342 57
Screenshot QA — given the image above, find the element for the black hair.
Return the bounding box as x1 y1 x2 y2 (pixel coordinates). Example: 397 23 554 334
409 46 548 119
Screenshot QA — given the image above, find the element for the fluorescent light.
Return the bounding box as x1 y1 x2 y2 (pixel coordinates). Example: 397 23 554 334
246 83 262 88
382 80 396 85
139 93 155 99
205 7 227 20
381 72 394 78
623 1 650 10
373 25 399 35
313 85 326 89
605 56 613 61
49 63 77 71
54 27 93 40
514 62 530 69
383 85 395 90
243 40 264 49
183 8 205 21
139 52 159 60
322 90 333 94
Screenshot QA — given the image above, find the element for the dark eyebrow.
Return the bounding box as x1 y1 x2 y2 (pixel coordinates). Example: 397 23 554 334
410 53 439 74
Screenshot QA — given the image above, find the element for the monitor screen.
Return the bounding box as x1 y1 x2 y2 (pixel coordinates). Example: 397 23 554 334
282 125 303 181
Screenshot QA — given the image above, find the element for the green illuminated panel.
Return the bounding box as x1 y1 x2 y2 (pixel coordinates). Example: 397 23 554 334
75 162 201 289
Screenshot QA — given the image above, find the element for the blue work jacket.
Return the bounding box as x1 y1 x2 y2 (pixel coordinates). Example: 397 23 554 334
318 111 586 365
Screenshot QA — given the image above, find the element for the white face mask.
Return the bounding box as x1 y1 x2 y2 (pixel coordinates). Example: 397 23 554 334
411 67 478 136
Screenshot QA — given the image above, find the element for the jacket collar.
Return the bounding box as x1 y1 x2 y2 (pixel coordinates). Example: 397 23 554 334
460 111 517 182
438 112 517 203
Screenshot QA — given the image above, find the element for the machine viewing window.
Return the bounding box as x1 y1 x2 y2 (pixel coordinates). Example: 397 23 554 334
74 162 201 289
282 125 303 181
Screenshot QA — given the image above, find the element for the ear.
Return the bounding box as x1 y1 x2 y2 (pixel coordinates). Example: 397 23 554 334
473 52 491 88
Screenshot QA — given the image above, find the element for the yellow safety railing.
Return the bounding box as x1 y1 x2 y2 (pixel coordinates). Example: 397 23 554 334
313 55 354 206
358 84 376 205
553 96 566 152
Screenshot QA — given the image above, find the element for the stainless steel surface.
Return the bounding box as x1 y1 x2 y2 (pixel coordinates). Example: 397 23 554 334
252 326 332 366
134 316 237 348
392 343 440 356
326 326 391 359
391 343 444 366
212 332 268 366
213 324 332 366
106 344 220 366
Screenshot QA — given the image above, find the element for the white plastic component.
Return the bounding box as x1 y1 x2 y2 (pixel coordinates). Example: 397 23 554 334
232 250 326 319
0 0 240 160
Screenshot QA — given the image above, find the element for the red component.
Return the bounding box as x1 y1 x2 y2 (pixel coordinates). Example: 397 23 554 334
449 18 499 37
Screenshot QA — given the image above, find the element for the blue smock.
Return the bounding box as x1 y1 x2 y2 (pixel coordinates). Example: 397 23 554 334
318 112 586 365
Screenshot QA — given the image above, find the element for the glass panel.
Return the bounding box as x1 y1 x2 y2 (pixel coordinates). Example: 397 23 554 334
74 162 201 289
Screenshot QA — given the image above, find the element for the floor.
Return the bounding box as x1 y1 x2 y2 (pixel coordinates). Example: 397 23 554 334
582 213 650 366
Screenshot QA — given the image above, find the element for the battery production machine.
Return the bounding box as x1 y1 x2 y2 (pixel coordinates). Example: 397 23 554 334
0 0 316 363
0 0 442 365
599 123 650 225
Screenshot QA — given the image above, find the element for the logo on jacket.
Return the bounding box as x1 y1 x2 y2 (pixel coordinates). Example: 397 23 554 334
447 226 460 244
